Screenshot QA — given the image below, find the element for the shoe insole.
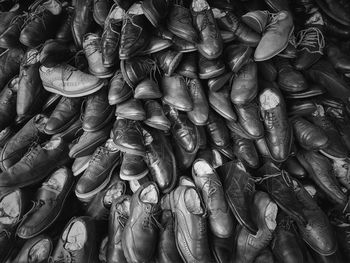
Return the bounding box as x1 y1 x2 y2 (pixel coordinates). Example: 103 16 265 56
140 184 158 204
103 182 125 206
264 201 278 231
42 0 62 15
0 191 20 225
105 139 119 151
192 0 209 12
63 221 87 251
179 176 196 187
193 160 213 177
44 168 67 192
128 3 143 15
43 137 61 150
185 188 203 215
259 89 280 111
28 238 51 263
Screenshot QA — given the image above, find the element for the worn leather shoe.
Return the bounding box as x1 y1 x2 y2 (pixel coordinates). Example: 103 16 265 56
209 85 237 121
187 78 209 126
199 54 226 79
108 70 133 105
0 77 18 130
144 100 170 131
224 44 252 73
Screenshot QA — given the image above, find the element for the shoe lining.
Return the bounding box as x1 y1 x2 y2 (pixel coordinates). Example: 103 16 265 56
63 221 87 251
140 184 158 204
0 191 20 225
128 3 143 15
28 238 51 262
192 0 209 12
103 182 125 206
264 201 278 231
185 188 203 215
179 176 195 187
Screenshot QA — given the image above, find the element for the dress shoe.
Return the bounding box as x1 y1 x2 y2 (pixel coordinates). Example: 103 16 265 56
295 11 325 70
284 83 325 99
0 137 69 187
102 5 123 67
112 118 146 156
324 15 350 39
274 57 307 93
52 118 83 142
115 0 137 10
297 150 347 206
69 125 111 158
255 249 275 263
217 160 258 234
224 44 252 73
134 78 162 99
220 29 235 43
12 235 53 263
161 75 193 111
206 111 230 148
55 6 74 42
234 101 264 139
129 175 151 193
215 9 260 46
308 104 349 160
156 209 182 263
327 43 350 74
86 176 126 220
39 39 73 68
144 128 177 193
40 64 105 97
259 83 292 162
192 158 234 238
293 179 337 256
17 49 46 118
75 139 121 200
167 4 198 43
142 0 171 27
233 191 278 263
0 114 48 171
82 88 114 132
197 125 208 150
93 0 111 25
120 56 157 88
255 11 294 61
163 185 212 262
51 216 99 262
241 10 269 33
172 35 198 52
17 167 74 239
199 54 226 79
258 60 277 82
271 212 304 263
0 77 17 130
0 4 19 35
176 52 198 79
115 98 146 121
0 48 24 91
0 189 26 262
211 234 234 263
83 33 114 78
255 137 273 159
144 100 170 131
0 126 15 148
154 49 183 76
119 2 151 60
231 60 258 104
191 0 223 59
120 153 148 180
257 162 307 225
287 99 317 117
72 0 93 48
231 131 260 169
209 85 237 121
283 156 308 180
208 72 232 92
265 0 290 11
44 97 81 135
106 195 130 263
292 117 329 150
122 182 161 263
141 36 173 56
19 0 62 47
0 14 25 49
108 70 133 105
165 105 199 154
187 78 209 126
315 0 350 26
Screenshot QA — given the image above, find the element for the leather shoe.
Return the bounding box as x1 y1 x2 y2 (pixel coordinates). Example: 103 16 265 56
144 100 170 131
187 78 209 126
134 78 162 99
224 44 252 73
115 98 146 121
199 54 226 79
209 85 237 121
108 70 133 105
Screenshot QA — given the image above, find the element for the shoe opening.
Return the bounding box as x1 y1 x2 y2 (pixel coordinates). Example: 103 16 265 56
185 187 204 215
265 201 278 231
140 184 159 204
63 220 87 251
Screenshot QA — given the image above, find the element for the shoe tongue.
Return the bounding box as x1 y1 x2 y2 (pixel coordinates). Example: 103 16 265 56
128 3 143 15
28 238 51 263
103 182 125 207
260 89 280 110
140 184 158 204
192 0 210 12
42 169 66 192
41 0 62 15
184 188 204 215
264 201 278 231
0 191 20 225
43 137 62 150
306 11 324 26
105 139 119 151
63 221 87 251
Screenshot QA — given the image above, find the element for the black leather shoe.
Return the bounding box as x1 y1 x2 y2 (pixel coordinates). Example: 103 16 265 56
154 49 183 76
224 44 252 73
0 48 24 91
108 70 133 105
142 0 171 27
187 78 209 126
144 100 170 131
176 52 198 79
283 156 308 180
315 0 350 26
134 78 162 99
327 43 350 74
287 99 317 117
206 110 230 148
93 0 111 25
284 83 326 99
209 85 237 121
39 39 73 67
120 153 148 181
0 14 25 49
72 0 93 48
55 6 74 42
198 54 226 79
0 77 17 130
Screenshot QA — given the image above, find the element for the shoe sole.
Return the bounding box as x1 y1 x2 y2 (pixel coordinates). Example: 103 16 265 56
74 160 119 200
82 108 114 133
199 67 225 80
161 98 193 112
120 169 149 181
108 91 133 105
143 120 170 131
89 68 114 79
70 134 109 158
43 80 105 98
73 159 90 176
115 112 146 121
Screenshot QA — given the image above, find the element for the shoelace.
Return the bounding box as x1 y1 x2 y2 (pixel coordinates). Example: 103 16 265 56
263 110 279 129
116 210 128 228
254 172 282 184
265 13 282 32
143 208 163 230
297 27 325 53
22 143 41 166
84 37 102 57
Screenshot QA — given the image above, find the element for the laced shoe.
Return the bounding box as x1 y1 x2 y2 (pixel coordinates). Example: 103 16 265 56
0 76 18 130
254 11 294 61
295 11 325 70
71 0 93 48
119 2 151 60
187 78 209 126
122 182 161 263
17 167 74 239
0 48 24 91
39 64 105 97
259 83 292 162
93 0 111 26
120 153 148 180
50 216 99 263
0 137 70 187
134 78 162 99
0 114 49 171
108 70 133 105
0 14 25 49
75 139 121 201
153 49 183 77
209 85 237 121
144 100 170 131
19 0 62 47
199 54 226 79
142 0 171 27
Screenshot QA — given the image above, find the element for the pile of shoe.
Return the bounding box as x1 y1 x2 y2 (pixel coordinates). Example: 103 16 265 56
1 0 350 262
